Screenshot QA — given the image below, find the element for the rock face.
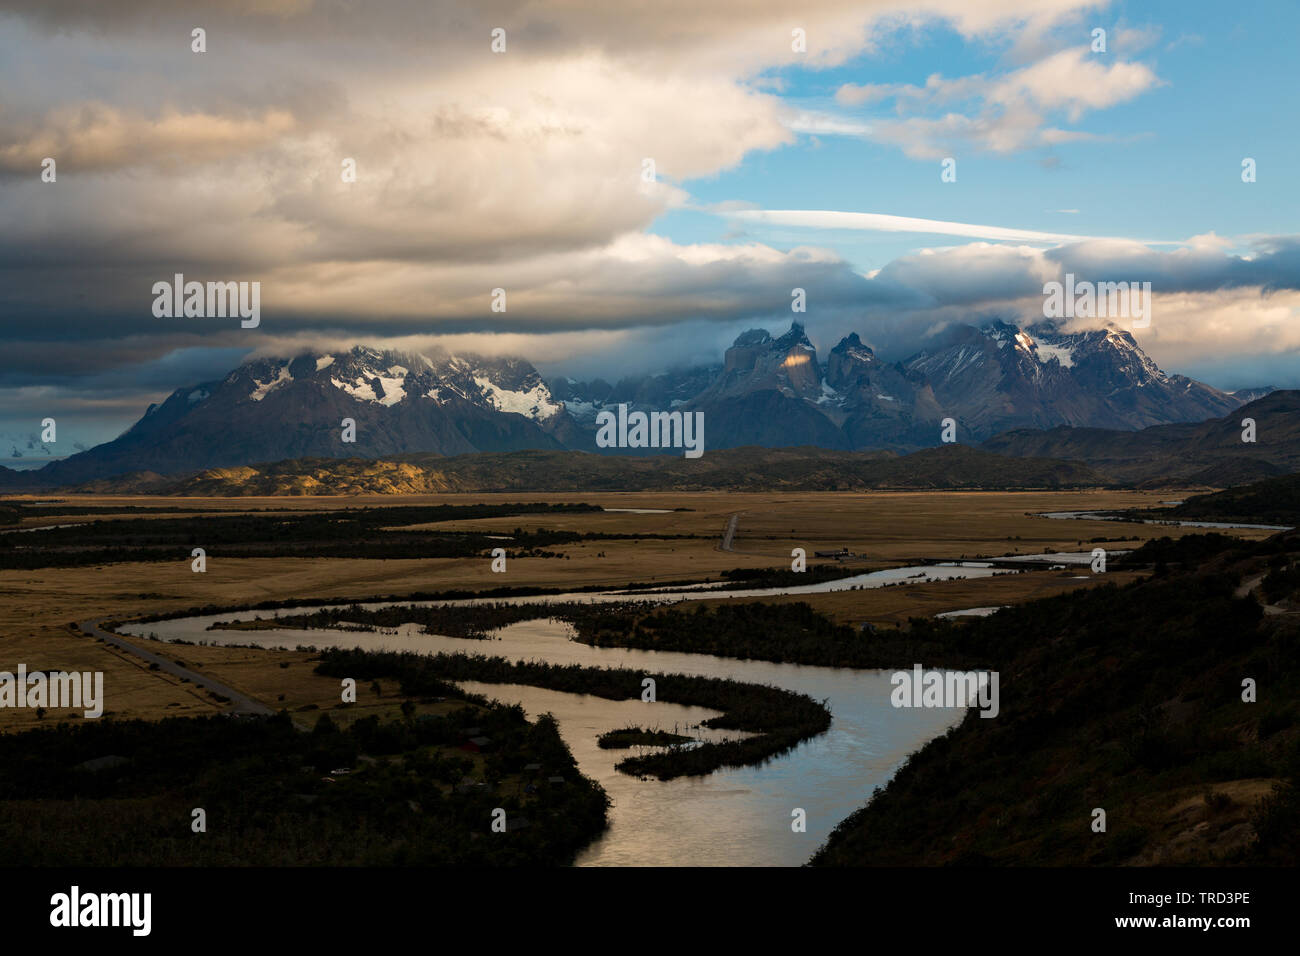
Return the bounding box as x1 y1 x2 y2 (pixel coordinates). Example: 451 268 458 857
557 319 1242 452
21 319 1252 484
901 320 1240 439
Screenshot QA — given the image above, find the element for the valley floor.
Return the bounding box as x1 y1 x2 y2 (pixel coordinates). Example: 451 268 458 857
1 487 1293 868
0 489 1276 730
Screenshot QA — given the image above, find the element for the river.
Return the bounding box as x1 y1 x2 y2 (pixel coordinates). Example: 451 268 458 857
111 509 1290 865
123 563 1016 866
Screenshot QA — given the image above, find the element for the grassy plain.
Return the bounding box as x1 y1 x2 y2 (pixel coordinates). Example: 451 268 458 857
0 489 1276 730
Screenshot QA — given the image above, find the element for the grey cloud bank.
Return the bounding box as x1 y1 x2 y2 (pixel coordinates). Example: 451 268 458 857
1 0 1296 444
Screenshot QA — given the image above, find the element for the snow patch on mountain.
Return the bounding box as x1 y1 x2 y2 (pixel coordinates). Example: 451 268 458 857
249 365 292 402
473 375 561 421
331 373 406 406
817 381 841 405
563 398 599 423
1035 342 1074 368
375 374 407 405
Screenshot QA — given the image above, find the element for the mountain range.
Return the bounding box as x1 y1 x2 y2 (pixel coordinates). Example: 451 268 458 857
556 319 1243 451
56 389 1298 496
0 319 1273 489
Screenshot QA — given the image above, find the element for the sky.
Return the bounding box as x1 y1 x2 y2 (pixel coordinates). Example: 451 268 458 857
1 0 1298 453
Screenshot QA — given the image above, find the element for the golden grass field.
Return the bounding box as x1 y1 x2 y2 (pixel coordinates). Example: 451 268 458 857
0 489 1275 730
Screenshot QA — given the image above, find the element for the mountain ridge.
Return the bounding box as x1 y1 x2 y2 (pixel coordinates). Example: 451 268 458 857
0 320 1261 488
982 390 1300 484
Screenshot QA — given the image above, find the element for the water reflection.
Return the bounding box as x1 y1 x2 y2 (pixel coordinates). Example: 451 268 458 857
127 606 968 865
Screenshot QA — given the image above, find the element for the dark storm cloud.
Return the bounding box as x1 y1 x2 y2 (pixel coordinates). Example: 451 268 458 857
1 0 1294 442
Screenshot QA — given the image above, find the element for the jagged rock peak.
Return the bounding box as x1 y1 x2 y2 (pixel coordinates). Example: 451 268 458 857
773 321 814 351
832 332 875 359
732 328 773 348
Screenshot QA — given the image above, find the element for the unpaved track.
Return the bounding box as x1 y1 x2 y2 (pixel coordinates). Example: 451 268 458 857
1234 574 1291 616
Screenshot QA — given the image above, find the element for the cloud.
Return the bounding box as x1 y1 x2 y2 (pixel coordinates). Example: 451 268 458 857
3 0 1293 439
784 111 873 136
0 104 296 174
848 238 1300 381
0 0 1115 347
1112 24 1161 54
6 232 1300 450
834 44 1160 156
864 109 1106 157
991 47 1160 121
724 208 1171 244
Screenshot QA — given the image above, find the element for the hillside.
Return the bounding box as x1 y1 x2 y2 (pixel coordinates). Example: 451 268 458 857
811 531 1300 866
88 444 1109 496
982 390 1300 484
1168 473 1300 526
26 388 1300 496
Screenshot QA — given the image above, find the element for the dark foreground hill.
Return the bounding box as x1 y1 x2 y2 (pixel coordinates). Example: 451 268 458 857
72 444 1107 496
811 531 1300 865
1167 473 1300 526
